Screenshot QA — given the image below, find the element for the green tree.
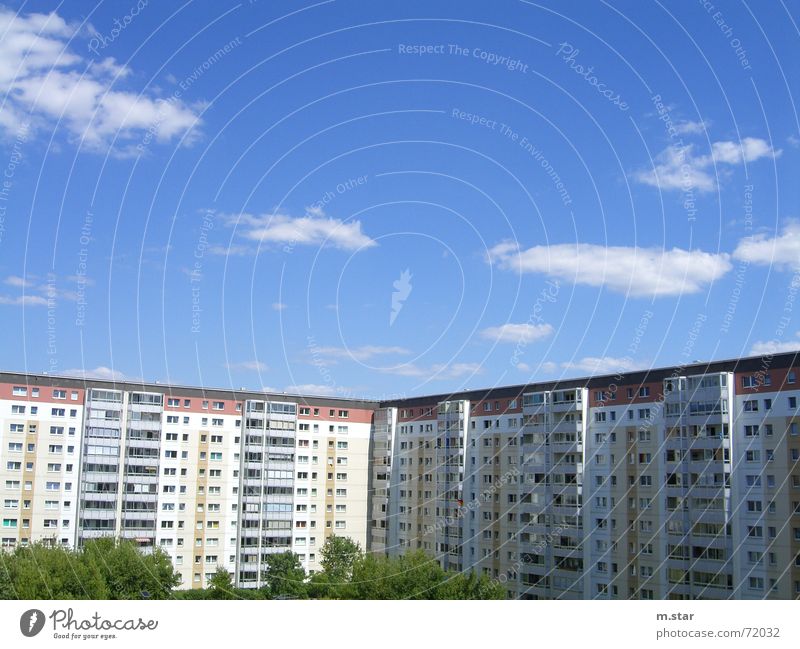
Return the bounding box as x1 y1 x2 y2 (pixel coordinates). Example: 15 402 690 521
328 549 508 600
308 536 363 599
0 542 107 599
83 538 179 599
262 552 307 599
319 535 362 582
207 567 236 599
434 569 507 600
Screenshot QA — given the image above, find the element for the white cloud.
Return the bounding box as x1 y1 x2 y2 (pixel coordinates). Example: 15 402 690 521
226 209 376 251
311 345 410 362
633 144 716 192
4 275 33 287
271 302 287 311
488 241 731 297
225 360 268 372
62 366 128 380
733 221 800 270
749 332 800 355
561 356 644 375
0 294 48 306
480 323 554 344
633 137 779 192
710 137 779 164
673 120 709 135
206 244 254 257
0 274 91 307
383 362 481 380
0 8 201 152
283 383 354 397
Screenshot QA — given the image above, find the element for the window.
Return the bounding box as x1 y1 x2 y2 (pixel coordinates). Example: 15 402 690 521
639 387 650 397
744 425 760 437
213 401 224 410
12 386 27 396
789 370 796 384
744 400 759 412
11 405 25 414
790 397 797 409
167 398 180 407
53 389 66 399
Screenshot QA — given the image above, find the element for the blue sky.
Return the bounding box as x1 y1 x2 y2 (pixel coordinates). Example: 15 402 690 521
0 0 798 398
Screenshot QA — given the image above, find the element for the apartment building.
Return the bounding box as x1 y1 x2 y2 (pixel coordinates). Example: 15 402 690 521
1 350 798 598
0 383 83 550
375 351 800 600
294 404 372 573
0 373 374 590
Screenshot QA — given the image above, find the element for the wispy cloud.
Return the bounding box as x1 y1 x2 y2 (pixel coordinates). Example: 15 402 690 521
480 323 554 344
206 244 254 257
749 332 800 355
672 119 709 135
633 137 780 192
561 356 645 375
225 360 268 372
488 241 731 297
283 383 356 397
733 221 800 271
310 345 410 363
0 274 84 307
62 366 129 381
382 362 481 380
0 8 201 152
0 294 48 306
222 208 376 252
4 275 33 288
271 302 287 311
